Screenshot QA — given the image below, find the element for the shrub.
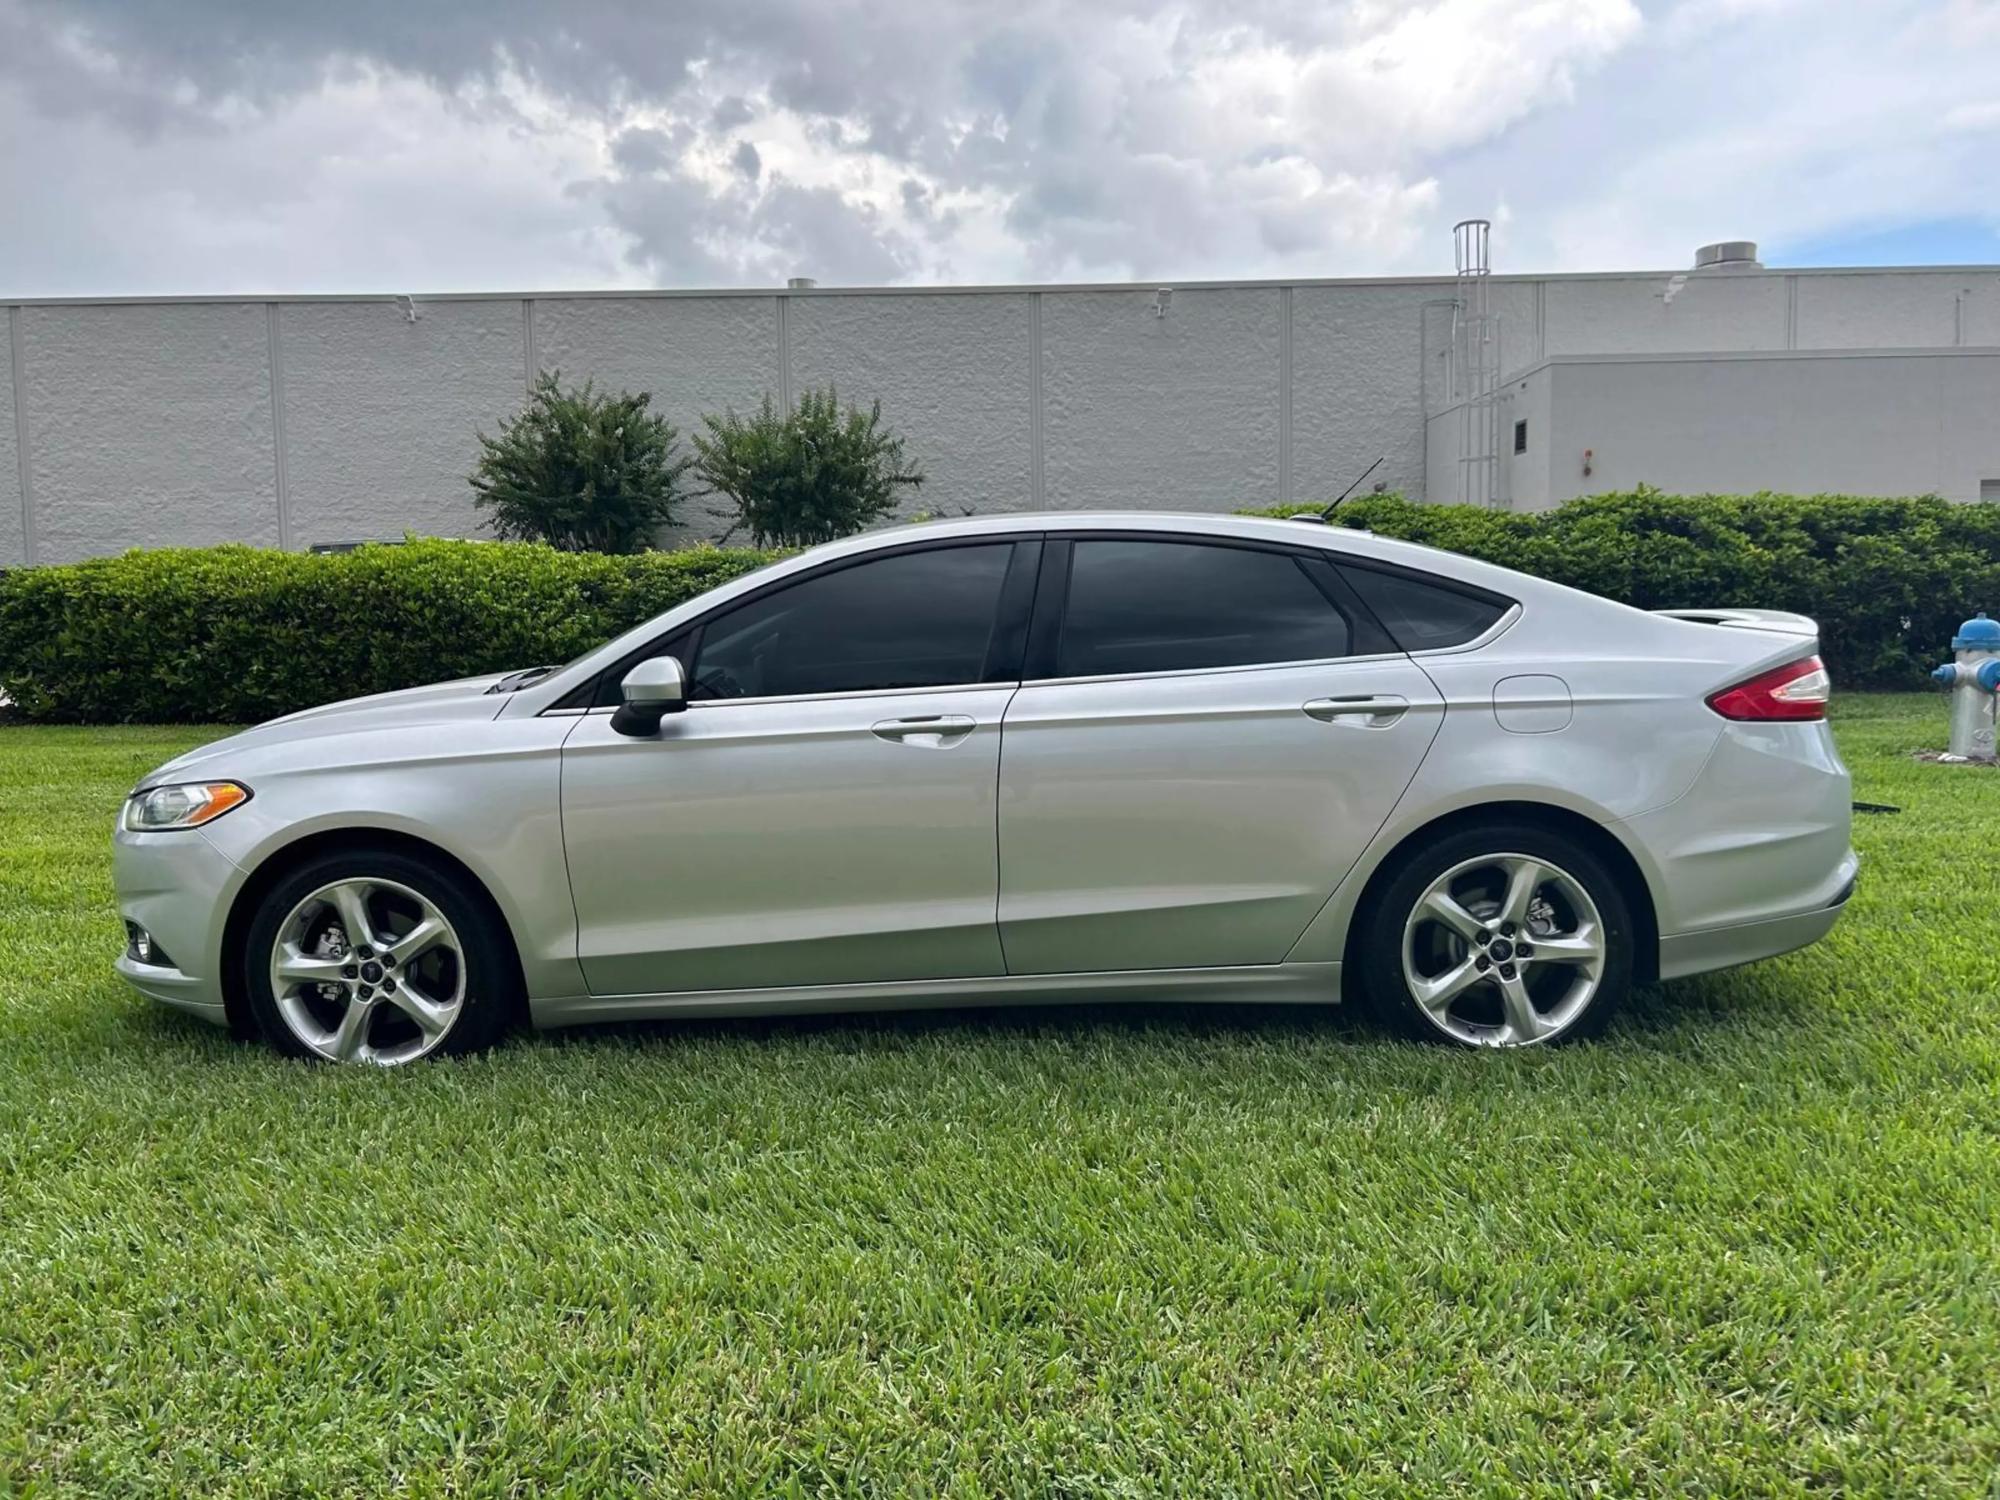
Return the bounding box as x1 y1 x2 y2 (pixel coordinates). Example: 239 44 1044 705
693 387 924 548
471 372 691 553
1241 488 2000 687
0 539 781 723
3 491 1993 724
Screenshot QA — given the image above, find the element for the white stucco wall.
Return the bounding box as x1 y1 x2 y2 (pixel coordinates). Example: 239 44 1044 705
4 262 1999 563
1293 283 1435 505
21 302 278 561
1793 271 1978 350
1545 270 1792 356
1424 395 1462 510
1499 367 1554 510
789 292 1034 522
278 299 528 549
1493 350 2000 507
1040 286 1283 512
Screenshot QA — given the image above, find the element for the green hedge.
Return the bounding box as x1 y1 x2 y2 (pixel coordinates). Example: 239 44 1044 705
0 539 781 723
1243 489 2000 687
2 491 1994 723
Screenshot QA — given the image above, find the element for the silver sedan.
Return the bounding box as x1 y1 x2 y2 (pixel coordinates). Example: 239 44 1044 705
113 513 1856 1060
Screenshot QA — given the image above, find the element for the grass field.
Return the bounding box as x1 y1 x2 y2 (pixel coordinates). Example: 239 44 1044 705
2 695 1996 1496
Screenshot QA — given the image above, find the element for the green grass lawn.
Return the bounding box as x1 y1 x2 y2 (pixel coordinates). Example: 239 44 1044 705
2 695 1996 1496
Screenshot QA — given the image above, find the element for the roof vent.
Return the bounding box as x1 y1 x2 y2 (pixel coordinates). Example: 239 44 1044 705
786 276 818 290
1693 241 1761 270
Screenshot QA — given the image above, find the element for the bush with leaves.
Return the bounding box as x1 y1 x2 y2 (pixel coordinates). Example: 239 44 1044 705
1241 487 2000 686
0 539 780 723
693 388 924 547
5 490 1995 722
471 372 691 553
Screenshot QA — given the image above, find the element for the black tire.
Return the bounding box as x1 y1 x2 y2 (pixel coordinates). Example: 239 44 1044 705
242 846 519 1063
1354 821 1634 1048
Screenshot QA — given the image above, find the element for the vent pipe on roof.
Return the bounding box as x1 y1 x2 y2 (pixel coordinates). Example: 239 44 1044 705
786 276 818 289
1693 240 1761 270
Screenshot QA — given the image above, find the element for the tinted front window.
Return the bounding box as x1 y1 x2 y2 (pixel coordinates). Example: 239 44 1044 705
1056 540 1351 677
693 544 1014 699
1340 564 1509 651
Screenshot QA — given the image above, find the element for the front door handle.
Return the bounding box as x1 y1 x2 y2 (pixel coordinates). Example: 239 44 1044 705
1303 695 1409 727
871 714 976 748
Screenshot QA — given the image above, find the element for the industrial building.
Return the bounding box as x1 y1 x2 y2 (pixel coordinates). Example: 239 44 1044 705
4 232 1998 565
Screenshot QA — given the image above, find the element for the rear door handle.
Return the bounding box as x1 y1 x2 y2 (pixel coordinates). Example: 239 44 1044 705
1303 695 1409 727
871 714 977 748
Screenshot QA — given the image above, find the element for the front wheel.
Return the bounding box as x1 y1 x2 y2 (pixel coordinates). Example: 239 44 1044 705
1356 824 1633 1048
242 848 517 1064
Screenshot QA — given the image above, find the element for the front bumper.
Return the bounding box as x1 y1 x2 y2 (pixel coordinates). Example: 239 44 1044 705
113 952 230 1025
111 823 243 1025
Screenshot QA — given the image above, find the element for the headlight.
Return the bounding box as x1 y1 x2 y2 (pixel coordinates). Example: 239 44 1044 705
123 781 252 832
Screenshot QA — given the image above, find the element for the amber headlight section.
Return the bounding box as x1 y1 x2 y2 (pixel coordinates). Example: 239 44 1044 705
123 781 251 832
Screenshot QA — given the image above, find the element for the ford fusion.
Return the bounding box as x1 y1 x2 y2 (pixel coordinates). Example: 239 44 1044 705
115 514 1856 1062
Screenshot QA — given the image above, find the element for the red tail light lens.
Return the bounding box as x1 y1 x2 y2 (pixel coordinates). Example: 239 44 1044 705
1707 654 1830 721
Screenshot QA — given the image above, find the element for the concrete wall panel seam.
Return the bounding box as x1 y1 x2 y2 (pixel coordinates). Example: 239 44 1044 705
1278 286 1293 506
266 303 290 550
522 298 538 395
776 295 792 411
1029 292 1045 509
8 307 33 565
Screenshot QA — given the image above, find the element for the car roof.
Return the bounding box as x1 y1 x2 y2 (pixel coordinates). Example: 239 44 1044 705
803 510 1528 590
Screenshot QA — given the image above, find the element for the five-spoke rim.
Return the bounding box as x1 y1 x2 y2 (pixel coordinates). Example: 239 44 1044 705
269 878 466 1066
1401 852 1605 1048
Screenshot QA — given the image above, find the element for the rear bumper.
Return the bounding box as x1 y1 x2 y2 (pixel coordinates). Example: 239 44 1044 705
1620 719 1854 937
1657 855 1857 981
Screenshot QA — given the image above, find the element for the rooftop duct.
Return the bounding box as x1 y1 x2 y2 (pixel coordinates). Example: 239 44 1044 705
1694 241 1762 270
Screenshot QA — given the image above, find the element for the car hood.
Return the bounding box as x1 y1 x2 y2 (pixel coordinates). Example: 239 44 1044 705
141 672 516 785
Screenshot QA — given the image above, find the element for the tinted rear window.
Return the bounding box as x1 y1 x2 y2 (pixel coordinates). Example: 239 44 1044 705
1339 564 1510 651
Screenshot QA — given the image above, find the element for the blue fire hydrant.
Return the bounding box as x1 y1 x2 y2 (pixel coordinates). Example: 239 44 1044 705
1932 611 2000 762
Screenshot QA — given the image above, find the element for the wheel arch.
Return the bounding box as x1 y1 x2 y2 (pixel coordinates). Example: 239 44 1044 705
1338 801 1661 986
218 827 530 1035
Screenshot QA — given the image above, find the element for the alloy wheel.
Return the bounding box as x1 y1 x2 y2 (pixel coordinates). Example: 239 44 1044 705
268 877 467 1065
1400 852 1607 1047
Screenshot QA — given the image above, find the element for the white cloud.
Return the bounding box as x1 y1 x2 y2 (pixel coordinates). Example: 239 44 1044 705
1456 0 2000 271
0 0 1994 294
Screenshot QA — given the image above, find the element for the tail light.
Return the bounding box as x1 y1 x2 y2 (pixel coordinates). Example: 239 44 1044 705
1707 654 1830 722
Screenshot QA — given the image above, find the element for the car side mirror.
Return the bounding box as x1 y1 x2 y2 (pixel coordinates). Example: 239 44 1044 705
610 657 687 737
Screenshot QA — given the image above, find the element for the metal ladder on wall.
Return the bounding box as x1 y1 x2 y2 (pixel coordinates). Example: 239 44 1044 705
1449 219 1506 509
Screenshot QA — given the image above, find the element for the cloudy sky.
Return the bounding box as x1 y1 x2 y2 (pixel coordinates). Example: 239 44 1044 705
2 0 1997 296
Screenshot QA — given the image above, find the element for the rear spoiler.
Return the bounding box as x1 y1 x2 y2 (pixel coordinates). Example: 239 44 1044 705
1652 607 1818 638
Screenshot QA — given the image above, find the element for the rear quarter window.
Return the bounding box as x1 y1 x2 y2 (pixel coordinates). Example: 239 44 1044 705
1338 562 1512 652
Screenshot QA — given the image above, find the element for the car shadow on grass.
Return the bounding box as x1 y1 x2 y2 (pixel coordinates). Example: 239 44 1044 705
533 995 1372 1053
528 965 1811 1058
100 952 1827 1068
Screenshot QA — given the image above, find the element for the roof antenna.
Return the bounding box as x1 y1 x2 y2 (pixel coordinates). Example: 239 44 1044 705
1321 455 1385 521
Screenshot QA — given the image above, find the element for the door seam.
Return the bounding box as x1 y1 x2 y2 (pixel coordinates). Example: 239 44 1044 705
993 682 1023 974
1278 663 1448 965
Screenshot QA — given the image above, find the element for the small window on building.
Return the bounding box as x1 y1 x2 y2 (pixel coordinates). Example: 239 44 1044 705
1981 479 2000 504
1513 418 1528 455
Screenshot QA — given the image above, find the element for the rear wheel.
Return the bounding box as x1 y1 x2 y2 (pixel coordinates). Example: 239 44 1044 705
1357 823 1633 1048
242 848 516 1064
